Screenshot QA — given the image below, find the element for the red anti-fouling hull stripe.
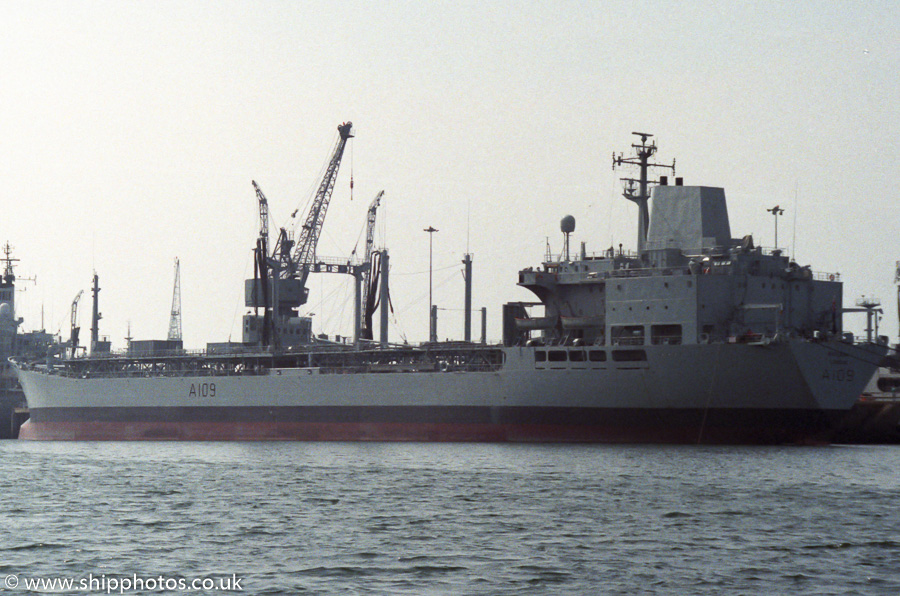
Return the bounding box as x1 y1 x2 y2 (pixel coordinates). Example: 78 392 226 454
19 406 845 444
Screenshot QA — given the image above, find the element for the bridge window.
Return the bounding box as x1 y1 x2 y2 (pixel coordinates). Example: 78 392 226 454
569 350 585 362
535 351 546 362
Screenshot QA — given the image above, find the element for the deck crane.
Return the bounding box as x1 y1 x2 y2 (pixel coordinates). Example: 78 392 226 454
69 290 83 358
251 180 274 346
289 121 354 288
253 180 271 249
359 191 383 341
244 121 356 348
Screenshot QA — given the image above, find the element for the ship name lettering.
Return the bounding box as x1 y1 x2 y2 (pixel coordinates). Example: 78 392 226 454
189 382 217 398
821 369 854 382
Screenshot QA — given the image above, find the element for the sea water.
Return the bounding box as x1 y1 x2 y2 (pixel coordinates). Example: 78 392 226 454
1 442 898 595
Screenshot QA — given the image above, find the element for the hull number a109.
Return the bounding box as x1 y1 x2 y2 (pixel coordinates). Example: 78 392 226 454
189 382 216 397
822 369 854 381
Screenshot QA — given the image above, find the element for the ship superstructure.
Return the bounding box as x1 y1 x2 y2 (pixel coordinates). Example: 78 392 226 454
11 131 888 443
509 184 843 349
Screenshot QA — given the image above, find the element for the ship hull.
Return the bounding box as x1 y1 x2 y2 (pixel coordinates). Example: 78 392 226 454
14 340 885 444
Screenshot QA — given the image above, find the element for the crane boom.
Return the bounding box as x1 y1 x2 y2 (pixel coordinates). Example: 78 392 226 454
291 121 354 282
70 289 83 358
243 121 356 349
363 191 383 268
360 191 383 340
252 180 270 245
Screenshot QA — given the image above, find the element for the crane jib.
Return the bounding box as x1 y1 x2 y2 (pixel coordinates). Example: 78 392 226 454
292 122 354 268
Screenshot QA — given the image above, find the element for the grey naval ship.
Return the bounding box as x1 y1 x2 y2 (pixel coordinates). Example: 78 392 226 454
12 128 887 443
0 244 59 438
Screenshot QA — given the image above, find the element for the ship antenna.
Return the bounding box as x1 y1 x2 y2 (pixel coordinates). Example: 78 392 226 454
612 133 676 255
466 198 471 255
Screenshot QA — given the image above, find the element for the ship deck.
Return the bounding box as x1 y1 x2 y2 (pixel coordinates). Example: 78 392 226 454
15 344 506 379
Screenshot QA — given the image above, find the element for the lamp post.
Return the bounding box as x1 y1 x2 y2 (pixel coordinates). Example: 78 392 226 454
424 226 439 342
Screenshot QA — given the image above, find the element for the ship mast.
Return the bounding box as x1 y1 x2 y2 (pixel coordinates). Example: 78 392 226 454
2 242 17 281
1 243 18 317
90 272 101 354
612 132 676 255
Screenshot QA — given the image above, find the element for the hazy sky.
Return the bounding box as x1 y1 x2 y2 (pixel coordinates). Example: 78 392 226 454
1 1 897 348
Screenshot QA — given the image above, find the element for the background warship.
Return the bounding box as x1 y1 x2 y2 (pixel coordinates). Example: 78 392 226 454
11 129 887 443
0 244 59 437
